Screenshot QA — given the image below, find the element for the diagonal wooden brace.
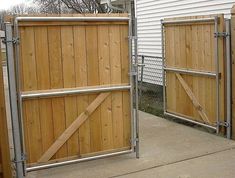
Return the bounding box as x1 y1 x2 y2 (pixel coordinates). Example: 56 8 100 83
38 92 110 163
175 73 211 124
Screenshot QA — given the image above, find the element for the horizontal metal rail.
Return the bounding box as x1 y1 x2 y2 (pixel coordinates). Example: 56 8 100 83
21 85 131 99
26 149 133 172
16 16 130 22
165 112 217 130
164 67 216 77
162 18 215 25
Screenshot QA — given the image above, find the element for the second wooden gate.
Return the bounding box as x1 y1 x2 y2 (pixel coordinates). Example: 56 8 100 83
162 15 226 133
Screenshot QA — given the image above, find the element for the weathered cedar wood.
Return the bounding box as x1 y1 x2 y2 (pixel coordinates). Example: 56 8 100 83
15 14 131 165
164 15 225 130
0 42 12 178
231 6 235 139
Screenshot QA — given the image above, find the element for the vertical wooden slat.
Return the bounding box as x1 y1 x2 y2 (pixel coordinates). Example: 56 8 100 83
97 21 113 150
231 6 235 139
185 21 194 118
73 23 90 155
0 42 12 178
165 26 176 113
20 26 43 163
209 24 216 123
197 23 206 122
204 24 214 122
109 22 124 149
191 22 200 121
34 27 54 154
61 26 79 156
178 25 188 115
86 23 102 152
174 25 181 115
120 14 131 147
48 26 68 159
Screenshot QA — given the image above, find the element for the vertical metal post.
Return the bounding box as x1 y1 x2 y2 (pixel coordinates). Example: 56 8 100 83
161 19 166 113
214 16 220 134
128 14 135 151
225 19 232 139
139 55 145 106
15 18 28 175
5 23 25 178
134 17 139 158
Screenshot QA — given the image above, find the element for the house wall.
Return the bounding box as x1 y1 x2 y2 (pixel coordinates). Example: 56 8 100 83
136 0 235 85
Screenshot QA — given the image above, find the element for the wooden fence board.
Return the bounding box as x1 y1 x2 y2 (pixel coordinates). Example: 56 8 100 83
73 24 90 154
48 26 68 159
231 6 235 139
34 26 55 156
0 41 12 178
97 22 113 150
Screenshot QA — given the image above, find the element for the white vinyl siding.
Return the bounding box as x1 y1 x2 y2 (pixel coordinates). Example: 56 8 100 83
136 0 235 85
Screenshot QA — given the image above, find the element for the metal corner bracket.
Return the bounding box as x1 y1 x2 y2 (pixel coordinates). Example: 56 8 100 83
216 121 230 128
214 32 229 38
128 36 138 40
3 37 20 44
13 153 27 163
129 71 137 76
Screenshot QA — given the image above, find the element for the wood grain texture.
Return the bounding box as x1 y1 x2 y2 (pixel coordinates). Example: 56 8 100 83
164 15 225 129
38 93 110 163
17 14 131 166
231 7 235 139
97 18 114 150
109 16 124 148
0 42 12 178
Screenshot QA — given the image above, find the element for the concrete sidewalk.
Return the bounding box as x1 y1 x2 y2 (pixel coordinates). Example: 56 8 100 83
27 111 235 178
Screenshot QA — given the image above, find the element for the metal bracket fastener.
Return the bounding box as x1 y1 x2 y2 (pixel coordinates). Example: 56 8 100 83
214 32 229 38
216 121 230 128
128 36 138 40
13 153 27 163
133 63 145 67
3 37 20 44
129 71 137 76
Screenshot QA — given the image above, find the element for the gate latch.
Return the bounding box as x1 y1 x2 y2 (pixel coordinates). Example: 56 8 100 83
216 121 230 128
3 37 20 44
214 32 229 38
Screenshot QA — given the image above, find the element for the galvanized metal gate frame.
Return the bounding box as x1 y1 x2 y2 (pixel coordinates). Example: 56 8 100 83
161 17 232 138
5 16 139 178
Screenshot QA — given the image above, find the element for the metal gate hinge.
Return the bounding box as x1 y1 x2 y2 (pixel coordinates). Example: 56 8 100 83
214 32 229 38
13 153 27 163
133 63 145 67
216 121 230 128
128 36 138 40
3 37 20 44
129 71 137 76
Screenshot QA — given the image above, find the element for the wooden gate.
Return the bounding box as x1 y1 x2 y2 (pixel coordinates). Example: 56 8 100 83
162 15 226 132
5 14 138 174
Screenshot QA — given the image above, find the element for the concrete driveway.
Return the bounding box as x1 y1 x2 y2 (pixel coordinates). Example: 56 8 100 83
27 111 235 178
